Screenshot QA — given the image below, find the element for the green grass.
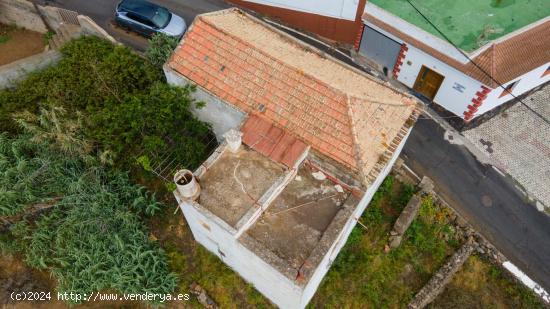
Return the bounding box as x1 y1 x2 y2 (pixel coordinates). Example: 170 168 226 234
369 0 550 51
43 31 54 45
429 254 546 309
0 24 15 44
308 176 461 308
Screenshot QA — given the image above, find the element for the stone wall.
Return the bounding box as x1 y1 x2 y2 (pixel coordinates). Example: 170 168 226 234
408 240 477 309
388 194 421 249
0 50 61 88
0 0 47 32
36 4 63 32
391 166 549 306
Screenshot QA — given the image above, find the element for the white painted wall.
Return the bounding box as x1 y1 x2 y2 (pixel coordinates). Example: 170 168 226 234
177 127 413 308
179 199 304 309
243 0 359 20
164 67 246 141
364 3 470 63
397 44 484 117
366 29 550 119
475 61 550 116
169 55 418 306
364 22 483 118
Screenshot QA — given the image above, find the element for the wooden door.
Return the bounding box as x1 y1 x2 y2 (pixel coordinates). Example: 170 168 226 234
413 66 445 100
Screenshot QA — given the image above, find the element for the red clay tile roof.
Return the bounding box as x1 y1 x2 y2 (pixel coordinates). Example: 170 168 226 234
363 12 550 87
241 114 308 168
168 9 417 181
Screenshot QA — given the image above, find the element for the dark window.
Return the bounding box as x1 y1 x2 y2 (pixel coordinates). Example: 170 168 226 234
150 7 171 28
499 80 519 98
127 12 155 28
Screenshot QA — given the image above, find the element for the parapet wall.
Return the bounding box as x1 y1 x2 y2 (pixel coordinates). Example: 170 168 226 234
0 0 47 32
0 50 61 89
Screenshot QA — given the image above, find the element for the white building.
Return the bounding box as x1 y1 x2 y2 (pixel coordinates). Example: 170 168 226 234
164 9 418 308
358 1 550 121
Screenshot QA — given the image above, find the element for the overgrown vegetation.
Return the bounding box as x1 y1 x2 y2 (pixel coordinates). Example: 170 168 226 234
146 33 179 69
0 36 213 169
0 36 214 304
0 111 177 301
1 35 543 308
43 30 54 45
429 254 546 309
309 176 460 308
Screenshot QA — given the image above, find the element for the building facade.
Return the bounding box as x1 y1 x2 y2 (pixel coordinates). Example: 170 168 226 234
226 0 367 45
223 0 550 121
360 2 550 121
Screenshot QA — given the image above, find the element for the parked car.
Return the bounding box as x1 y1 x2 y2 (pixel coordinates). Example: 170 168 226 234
115 0 186 38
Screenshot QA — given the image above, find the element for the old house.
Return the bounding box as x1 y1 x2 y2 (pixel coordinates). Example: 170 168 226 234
164 9 418 308
223 1 550 122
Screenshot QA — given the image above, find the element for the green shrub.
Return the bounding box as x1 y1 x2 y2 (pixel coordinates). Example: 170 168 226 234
0 36 214 170
0 36 159 133
1 110 177 303
25 169 176 299
88 81 213 167
146 33 179 69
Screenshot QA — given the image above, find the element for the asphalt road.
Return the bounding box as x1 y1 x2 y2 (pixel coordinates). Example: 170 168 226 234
45 0 550 291
403 118 550 291
43 0 228 51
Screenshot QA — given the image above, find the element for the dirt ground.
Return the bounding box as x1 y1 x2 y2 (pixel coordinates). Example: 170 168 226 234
0 254 53 307
0 24 46 66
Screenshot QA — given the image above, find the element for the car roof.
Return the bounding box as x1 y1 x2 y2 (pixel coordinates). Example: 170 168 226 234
119 0 163 18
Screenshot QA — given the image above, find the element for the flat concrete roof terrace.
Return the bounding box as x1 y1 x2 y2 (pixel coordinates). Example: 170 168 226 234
198 147 286 227
244 164 359 280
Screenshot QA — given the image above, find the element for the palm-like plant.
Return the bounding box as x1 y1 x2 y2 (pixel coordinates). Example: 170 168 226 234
15 106 92 159
2 117 177 302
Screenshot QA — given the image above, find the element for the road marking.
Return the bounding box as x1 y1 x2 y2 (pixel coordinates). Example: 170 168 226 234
502 261 550 304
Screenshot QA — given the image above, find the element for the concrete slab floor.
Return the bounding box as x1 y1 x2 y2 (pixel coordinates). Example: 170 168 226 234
197 147 286 227
369 0 550 52
246 165 351 270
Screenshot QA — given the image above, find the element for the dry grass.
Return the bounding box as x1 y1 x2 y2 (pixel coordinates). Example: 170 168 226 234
429 254 546 309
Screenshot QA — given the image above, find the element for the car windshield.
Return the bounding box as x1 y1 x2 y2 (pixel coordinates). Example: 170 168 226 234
150 7 171 28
